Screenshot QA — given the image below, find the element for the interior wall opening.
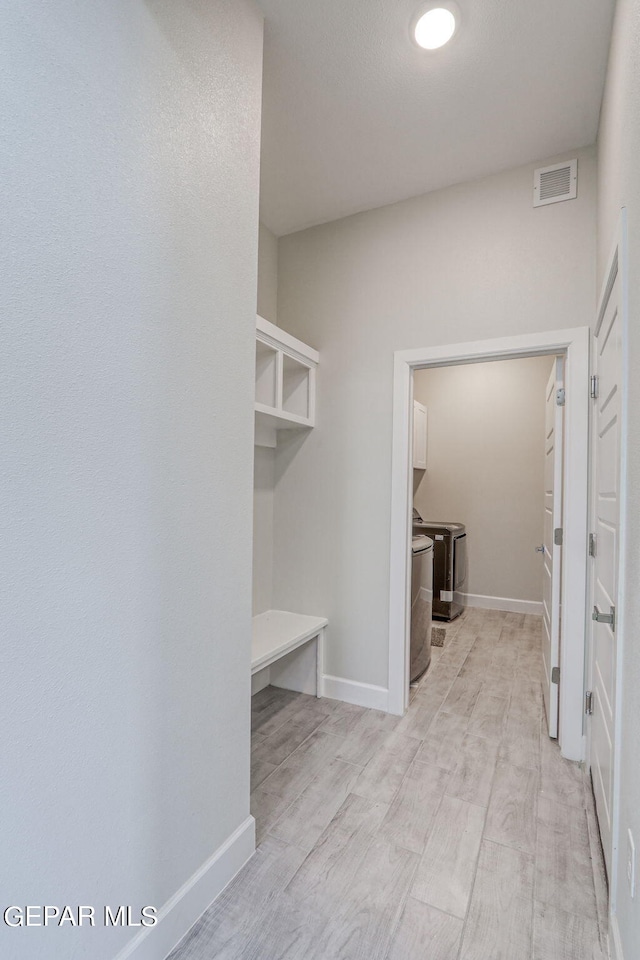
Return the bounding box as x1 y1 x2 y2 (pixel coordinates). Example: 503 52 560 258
388 327 590 764
407 354 564 740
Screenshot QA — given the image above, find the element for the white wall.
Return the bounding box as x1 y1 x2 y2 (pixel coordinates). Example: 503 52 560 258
413 357 551 606
597 0 640 954
253 447 275 614
275 146 596 688
0 2 263 959
252 224 279 616
257 222 279 324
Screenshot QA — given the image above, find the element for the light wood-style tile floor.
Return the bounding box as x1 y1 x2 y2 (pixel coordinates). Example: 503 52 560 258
169 608 609 960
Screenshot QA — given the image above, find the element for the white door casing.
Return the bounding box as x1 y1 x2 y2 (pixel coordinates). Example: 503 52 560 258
541 358 564 739
588 239 624 886
390 328 589 762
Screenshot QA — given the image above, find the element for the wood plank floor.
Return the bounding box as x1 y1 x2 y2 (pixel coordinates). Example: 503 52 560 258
168 608 608 960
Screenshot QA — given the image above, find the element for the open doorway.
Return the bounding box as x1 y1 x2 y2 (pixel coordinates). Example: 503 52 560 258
409 355 564 736
388 328 590 762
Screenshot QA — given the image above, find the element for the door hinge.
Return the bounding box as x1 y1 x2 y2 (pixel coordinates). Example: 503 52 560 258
592 604 616 630
590 375 599 400
554 527 563 546
585 690 594 715
556 387 566 406
551 666 560 684
589 533 597 557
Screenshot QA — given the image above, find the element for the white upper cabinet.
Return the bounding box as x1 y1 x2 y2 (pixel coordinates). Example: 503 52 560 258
255 316 318 447
413 400 428 470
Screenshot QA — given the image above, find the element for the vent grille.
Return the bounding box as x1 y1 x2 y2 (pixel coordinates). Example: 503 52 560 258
533 159 577 207
540 166 571 200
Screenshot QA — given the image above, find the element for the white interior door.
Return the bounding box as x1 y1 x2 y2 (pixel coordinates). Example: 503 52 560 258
541 358 564 739
589 268 622 881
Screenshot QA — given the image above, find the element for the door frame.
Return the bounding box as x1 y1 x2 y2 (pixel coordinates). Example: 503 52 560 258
542 356 565 739
388 327 590 762
586 210 628 911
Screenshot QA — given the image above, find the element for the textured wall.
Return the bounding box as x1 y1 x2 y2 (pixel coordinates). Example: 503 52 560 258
0 2 263 958
257 222 279 323
597 0 640 953
253 223 279 615
275 146 596 687
413 357 551 604
253 447 276 614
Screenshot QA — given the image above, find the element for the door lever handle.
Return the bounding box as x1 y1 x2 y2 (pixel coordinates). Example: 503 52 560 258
592 604 615 630
535 544 545 553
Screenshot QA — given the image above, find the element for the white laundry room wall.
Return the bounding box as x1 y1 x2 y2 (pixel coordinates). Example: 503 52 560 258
413 356 552 612
0 2 263 958
274 146 596 698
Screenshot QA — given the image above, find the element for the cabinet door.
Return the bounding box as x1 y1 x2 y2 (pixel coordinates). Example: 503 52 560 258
413 401 428 469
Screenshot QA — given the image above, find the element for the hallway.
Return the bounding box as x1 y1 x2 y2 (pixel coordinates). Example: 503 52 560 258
170 609 608 960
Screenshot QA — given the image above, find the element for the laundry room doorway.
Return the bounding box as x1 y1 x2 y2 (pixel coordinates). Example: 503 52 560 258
388 329 590 762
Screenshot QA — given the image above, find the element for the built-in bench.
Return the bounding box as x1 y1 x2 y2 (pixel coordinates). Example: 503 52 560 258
251 609 327 698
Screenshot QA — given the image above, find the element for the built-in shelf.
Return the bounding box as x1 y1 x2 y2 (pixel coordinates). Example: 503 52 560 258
251 609 327 699
255 339 278 408
254 315 318 447
251 610 327 674
282 354 311 419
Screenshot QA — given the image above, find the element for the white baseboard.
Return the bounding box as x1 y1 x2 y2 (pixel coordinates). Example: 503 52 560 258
251 666 271 695
322 674 389 712
113 816 255 960
462 593 543 616
609 913 624 960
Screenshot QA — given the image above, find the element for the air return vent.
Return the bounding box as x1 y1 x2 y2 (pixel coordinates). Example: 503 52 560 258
533 159 577 207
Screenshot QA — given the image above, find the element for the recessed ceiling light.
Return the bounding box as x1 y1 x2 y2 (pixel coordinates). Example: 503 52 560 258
413 5 458 50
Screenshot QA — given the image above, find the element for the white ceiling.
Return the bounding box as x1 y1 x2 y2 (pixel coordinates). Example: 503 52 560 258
257 0 615 236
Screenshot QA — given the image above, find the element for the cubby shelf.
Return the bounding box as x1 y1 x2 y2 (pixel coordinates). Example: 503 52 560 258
254 315 318 447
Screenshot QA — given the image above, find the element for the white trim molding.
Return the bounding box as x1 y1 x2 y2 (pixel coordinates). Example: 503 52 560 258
322 674 389 712
251 666 271 695
609 913 625 960
585 210 629 920
388 327 590 764
462 594 543 616
113 817 255 960
611 210 629 920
